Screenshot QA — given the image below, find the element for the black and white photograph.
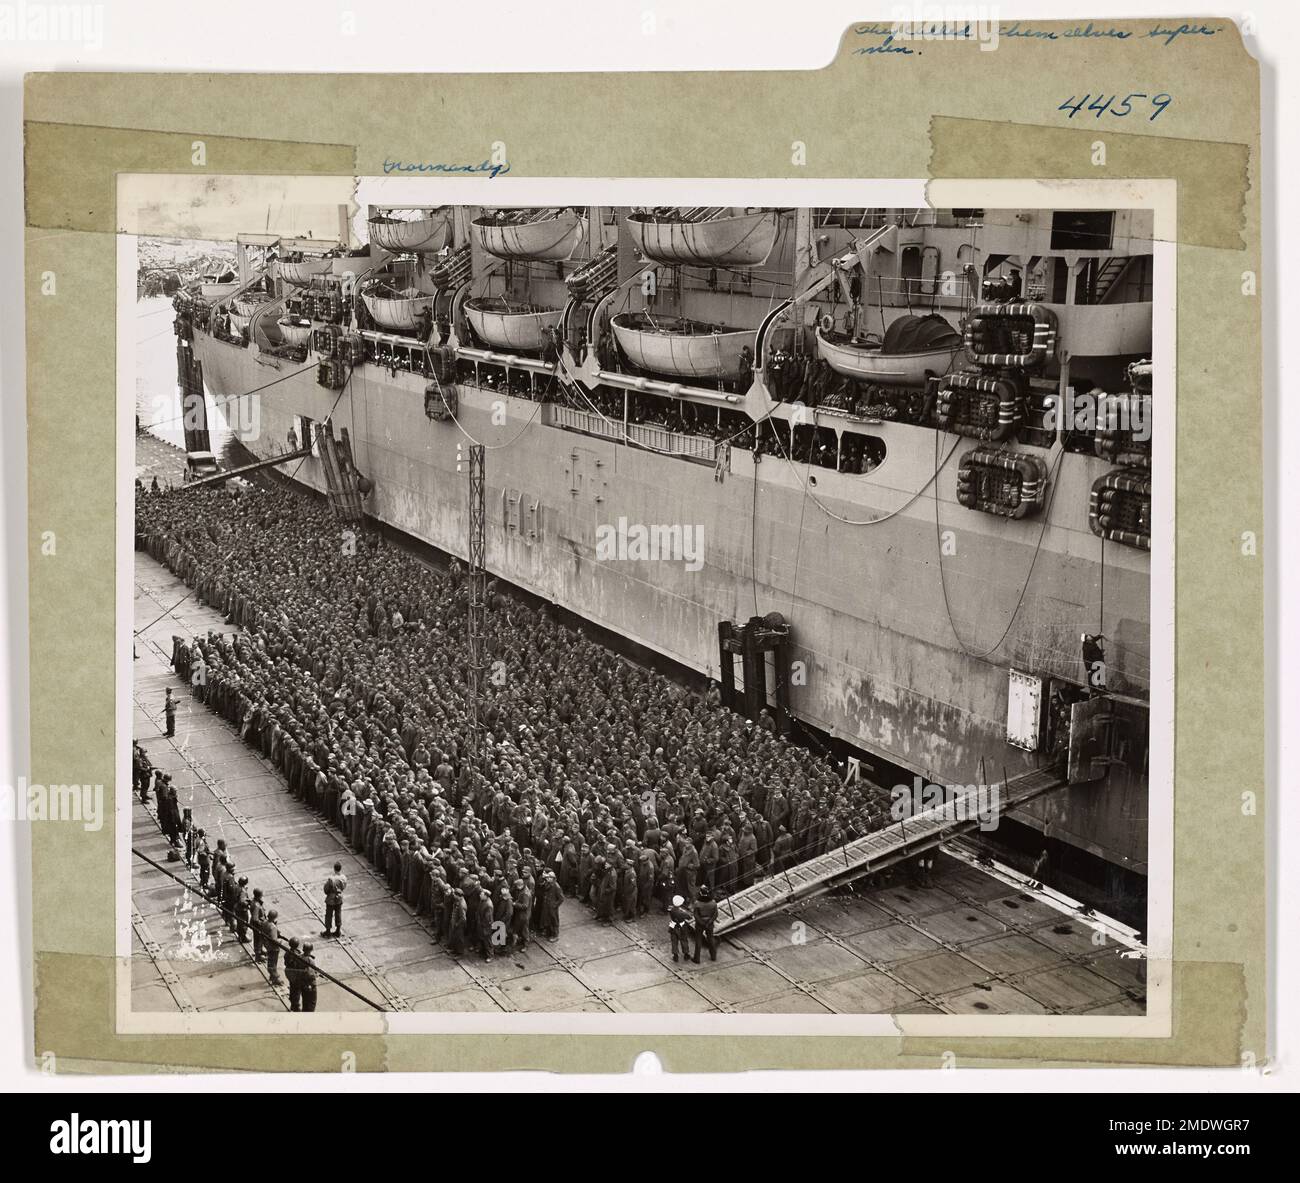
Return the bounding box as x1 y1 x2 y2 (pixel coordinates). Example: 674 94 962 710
126 186 1163 1025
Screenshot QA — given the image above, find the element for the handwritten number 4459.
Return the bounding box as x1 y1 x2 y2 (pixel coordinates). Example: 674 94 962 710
1058 93 1172 121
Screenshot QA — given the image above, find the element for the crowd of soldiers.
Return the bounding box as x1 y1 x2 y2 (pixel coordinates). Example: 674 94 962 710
135 481 894 968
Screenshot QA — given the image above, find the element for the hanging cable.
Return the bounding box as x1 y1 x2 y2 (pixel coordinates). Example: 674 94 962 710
934 435 1066 663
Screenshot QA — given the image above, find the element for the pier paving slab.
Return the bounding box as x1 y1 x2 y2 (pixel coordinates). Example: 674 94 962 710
892 951 991 995
816 973 922 1013
575 949 676 994
766 939 870 983
843 922 943 963
945 983 1052 1015
963 933 1066 976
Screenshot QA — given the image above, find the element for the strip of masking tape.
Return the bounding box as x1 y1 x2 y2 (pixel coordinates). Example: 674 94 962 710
24 122 356 235
927 116 1250 251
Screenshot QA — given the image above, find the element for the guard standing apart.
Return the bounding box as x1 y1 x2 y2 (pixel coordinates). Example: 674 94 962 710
322 861 347 937
164 688 177 738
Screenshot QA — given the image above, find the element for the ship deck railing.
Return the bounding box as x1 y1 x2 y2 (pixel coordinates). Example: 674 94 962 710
546 404 724 466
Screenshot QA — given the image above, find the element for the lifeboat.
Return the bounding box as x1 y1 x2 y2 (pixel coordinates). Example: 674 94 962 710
464 297 562 352
361 284 434 332
277 317 313 347
278 257 334 285
367 211 452 254
230 291 273 319
471 208 587 261
816 314 963 387
610 312 757 380
198 272 238 301
626 208 779 267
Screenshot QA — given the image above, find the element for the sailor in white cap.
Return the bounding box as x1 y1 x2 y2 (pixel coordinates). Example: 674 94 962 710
667 894 694 963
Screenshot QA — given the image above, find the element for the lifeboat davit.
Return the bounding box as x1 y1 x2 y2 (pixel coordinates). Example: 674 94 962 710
815 313 963 387
367 212 452 254
464 297 562 352
361 285 434 332
471 209 587 261
278 257 334 285
610 312 756 380
626 208 779 267
277 317 313 347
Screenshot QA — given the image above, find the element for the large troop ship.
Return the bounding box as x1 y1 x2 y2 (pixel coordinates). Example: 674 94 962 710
169 204 1155 920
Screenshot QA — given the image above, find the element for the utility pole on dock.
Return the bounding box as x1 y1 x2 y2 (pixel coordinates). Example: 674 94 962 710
465 443 486 773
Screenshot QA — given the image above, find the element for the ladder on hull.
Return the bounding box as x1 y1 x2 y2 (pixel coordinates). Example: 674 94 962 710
713 766 1067 937
315 423 367 522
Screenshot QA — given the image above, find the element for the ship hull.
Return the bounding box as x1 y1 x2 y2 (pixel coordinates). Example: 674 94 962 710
196 334 1149 873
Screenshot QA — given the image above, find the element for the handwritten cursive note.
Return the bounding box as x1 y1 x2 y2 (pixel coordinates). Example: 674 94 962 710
382 159 511 178
853 20 1227 58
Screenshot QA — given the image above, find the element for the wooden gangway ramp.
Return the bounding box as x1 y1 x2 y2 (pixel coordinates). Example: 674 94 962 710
714 766 1066 937
180 446 312 491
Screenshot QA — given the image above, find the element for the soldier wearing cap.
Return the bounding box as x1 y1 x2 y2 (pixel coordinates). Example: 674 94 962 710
447 888 467 956
636 847 656 916
264 910 283 985
285 937 303 1011
772 825 794 873
210 838 228 903
195 829 212 892
692 884 719 963
249 887 267 960
510 878 531 952
698 830 719 893
300 942 319 1012
221 864 239 930
321 861 346 937
593 857 616 923
540 869 564 940
234 876 251 943
476 886 495 961
676 837 699 904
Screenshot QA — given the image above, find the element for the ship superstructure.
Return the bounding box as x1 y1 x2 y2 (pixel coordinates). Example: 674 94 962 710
169 203 1155 915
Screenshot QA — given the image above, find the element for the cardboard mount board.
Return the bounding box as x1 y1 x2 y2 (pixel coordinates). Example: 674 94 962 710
22 18 1262 1073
